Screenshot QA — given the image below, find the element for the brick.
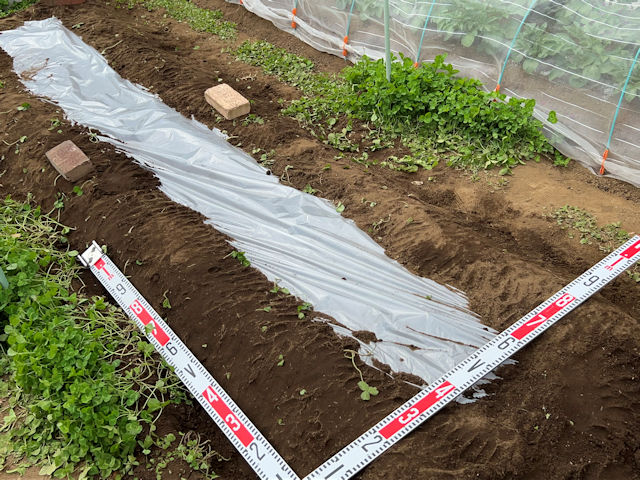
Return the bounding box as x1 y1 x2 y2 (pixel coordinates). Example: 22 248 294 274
46 140 94 182
204 84 250 120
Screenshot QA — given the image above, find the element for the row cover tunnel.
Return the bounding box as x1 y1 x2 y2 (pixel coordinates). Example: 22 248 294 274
230 0 640 186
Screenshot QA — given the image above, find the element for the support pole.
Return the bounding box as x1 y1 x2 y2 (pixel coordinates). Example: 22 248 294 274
600 46 640 175
384 0 391 81
495 0 536 92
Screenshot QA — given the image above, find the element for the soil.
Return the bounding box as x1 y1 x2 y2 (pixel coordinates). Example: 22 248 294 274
1 1 639 479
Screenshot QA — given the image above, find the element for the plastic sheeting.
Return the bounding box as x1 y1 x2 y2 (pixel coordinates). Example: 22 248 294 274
228 0 640 187
0 18 497 385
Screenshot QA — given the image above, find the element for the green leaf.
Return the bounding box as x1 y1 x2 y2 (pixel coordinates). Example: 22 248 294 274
39 464 58 475
522 59 539 74
461 34 475 48
547 110 558 124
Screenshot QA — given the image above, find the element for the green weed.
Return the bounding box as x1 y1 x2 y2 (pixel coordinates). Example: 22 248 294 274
551 206 632 251
241 114 264 126
344 350 379 401
551 205 639 281
119 0 236 39
227 250 250 267
0 0 36 17
269 281 289 295
297 302 312 319
143 431 225 479
233 40 561 173
0 197 188 478
302 184 317 195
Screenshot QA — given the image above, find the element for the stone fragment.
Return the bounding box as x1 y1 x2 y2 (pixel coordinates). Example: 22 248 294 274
205 83 250 120
46 140 94 182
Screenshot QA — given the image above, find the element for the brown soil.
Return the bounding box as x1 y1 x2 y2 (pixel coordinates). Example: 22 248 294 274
0 1 639 480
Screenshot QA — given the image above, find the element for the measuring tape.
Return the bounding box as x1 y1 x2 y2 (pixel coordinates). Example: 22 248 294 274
80 236 640 480
303 235 640 479
78 242 300 480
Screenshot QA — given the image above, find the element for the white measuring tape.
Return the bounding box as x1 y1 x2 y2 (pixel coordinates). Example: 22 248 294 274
80 236 640 480
78 242 300 480
304 235 640 480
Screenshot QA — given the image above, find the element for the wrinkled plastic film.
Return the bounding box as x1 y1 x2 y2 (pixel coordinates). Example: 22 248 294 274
229 0 640 187
0 18 497 385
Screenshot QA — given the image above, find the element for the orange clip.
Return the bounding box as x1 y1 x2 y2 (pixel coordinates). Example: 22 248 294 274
342 35 349 57
413 62 419 69
291 8 297 29
495 84 500 92
239 0 243 4
599 149 609 175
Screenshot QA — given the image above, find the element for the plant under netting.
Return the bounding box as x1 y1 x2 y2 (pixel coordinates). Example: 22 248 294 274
227 0 640 186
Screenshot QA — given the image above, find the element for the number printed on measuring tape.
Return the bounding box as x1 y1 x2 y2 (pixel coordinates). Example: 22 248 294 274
79 242 299 480
80 236 640 480
303 235 640 480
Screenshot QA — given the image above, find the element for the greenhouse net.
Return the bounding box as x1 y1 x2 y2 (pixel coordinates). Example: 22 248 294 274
229 0 640 187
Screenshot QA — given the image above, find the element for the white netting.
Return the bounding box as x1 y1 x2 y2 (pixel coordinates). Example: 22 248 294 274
229 0 640 187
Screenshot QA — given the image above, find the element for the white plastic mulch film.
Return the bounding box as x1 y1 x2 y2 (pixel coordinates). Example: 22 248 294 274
0 18 497 386
229 0 640 187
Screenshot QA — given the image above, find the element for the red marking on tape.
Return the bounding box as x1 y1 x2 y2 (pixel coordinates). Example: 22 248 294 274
607 240 640 270
130 300 170 346
379 381 455 439
511 293 575 340
620 239 640 260
94 258 114 280
203 387 254 447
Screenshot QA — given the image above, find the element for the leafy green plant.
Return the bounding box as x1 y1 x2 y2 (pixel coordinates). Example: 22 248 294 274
344 350 379 401
269 281 290 295
550 206 640 282
162 290 172 309
16 102 30 111
258 149 276 168
48 117 63 134
118 0 236 39
235 40 559 173
550 205 632 250
297 302 312 319
0 0 36 17
227 250 250 267
53 193 65 210
143 431 225 480
241 114 264 126
276 354 285 367
302 184 317 195
0 197 188 478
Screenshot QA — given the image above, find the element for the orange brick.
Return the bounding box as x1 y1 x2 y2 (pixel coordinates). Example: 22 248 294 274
46 140 94 182
204 84 250 120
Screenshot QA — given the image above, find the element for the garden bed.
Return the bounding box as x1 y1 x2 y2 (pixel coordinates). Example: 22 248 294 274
1 1 639 479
